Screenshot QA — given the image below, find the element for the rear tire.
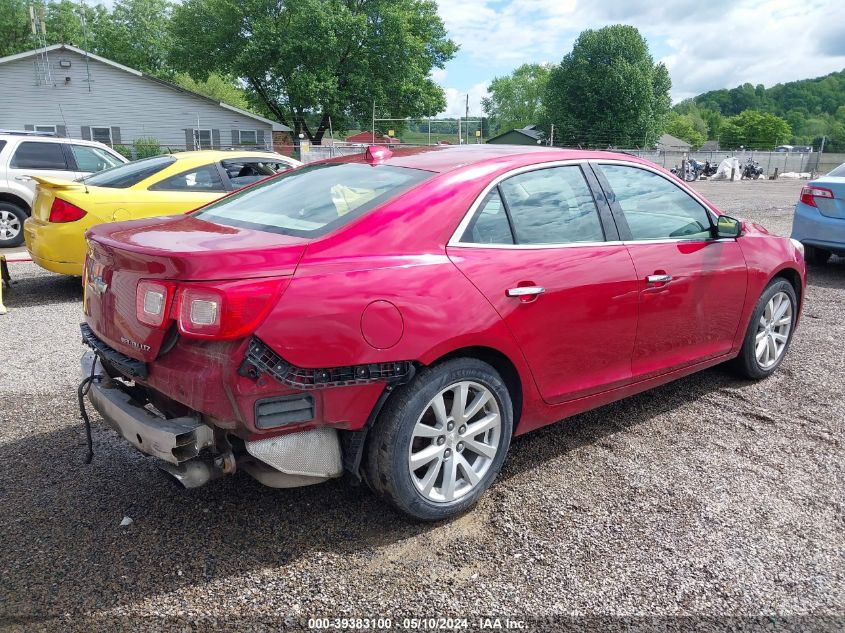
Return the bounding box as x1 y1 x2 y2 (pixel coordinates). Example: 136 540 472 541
804 245 831 265
733 279 797 380
0 202 27 248
364 358 513 521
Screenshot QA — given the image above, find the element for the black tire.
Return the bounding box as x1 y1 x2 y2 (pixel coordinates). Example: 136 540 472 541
364 358 513 521
0 202 28 248
804 245 831 265
733 278 798 380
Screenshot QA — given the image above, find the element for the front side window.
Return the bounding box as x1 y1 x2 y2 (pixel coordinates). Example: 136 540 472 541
498 166 604 244
82 155 176 188
91 127 113 145
599 165 712 240
195 163 432 237
71 144 124 172
223 159 293 189
149 164 226 192
10 141 68 169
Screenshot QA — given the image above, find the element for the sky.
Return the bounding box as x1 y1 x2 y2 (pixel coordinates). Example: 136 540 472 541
434 0 845 117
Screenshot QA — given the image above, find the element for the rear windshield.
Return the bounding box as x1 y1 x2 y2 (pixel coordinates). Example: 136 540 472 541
194 163 432 237
827 163 845 177
81 155 176 188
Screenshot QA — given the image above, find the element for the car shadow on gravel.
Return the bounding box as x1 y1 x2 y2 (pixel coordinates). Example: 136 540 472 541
0 364 745 623
2 268 82 308
804 259 845 291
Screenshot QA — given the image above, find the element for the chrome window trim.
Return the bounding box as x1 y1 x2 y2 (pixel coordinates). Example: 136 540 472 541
447 158 723 249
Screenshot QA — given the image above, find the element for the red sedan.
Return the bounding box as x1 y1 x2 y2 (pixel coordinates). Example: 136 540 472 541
80 145 806 520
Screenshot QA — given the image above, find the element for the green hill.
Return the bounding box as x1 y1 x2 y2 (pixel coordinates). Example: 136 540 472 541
679 70 845 150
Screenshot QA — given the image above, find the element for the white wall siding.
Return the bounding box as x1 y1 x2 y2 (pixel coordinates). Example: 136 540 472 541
0 49 273 150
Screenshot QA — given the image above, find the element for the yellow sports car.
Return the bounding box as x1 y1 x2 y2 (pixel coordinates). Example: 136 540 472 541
24 150 300 276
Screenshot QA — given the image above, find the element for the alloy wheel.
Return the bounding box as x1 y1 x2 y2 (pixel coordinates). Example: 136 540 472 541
755 291 793 369
408 380 501 503
0 210 21 242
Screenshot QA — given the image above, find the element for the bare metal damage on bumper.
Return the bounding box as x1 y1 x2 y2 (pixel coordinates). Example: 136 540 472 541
80 351 344 488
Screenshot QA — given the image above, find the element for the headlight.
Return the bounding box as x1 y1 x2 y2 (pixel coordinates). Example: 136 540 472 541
790 238 805 257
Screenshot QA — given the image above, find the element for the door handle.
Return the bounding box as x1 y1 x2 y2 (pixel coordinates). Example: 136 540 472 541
14 176 31 182
507 286 545 297
646 274 672 284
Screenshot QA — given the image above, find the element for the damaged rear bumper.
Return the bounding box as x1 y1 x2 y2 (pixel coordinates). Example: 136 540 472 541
80 351 344 488
81 352 214 465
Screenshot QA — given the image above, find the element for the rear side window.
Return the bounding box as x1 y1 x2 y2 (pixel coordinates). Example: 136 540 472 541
149 164 226 192
599 165 712 240
195 163 432 237
82 155 176 188
10 141 68 169
461 189 515 244
71 144 124 173
827 163 845 177
499 166 604 244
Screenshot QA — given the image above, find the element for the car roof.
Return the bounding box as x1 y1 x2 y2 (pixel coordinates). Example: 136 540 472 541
168 150 290 161
323 144 641 174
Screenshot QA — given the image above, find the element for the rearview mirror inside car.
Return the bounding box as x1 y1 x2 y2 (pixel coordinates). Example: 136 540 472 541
716 215 742 238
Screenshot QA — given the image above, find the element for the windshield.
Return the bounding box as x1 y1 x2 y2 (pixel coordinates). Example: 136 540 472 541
194 163 432 237
80 155 176 188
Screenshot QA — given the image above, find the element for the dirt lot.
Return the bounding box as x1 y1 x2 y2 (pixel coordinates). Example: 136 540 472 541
0 179 842 631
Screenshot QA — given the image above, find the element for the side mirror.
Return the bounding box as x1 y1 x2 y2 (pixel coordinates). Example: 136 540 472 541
716 215 742 238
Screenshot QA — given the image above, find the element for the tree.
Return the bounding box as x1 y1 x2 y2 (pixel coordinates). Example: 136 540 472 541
96 0 174 78
718 110 792 149
481 63 550 135
169 0 457 143
543 25 670 148
665 112 705 149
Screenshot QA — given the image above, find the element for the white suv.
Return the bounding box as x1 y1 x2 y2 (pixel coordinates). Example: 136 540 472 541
0 131 127 247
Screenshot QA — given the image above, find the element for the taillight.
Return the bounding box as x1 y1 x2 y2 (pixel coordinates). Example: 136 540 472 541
135 280 175 328
177 278 284 340
49 198 87 223
800 185 834 207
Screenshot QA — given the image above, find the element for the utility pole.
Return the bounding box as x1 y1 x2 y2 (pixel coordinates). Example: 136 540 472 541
372 100 375 144
817 135 827 174
465 94 469 145
549 124 555 147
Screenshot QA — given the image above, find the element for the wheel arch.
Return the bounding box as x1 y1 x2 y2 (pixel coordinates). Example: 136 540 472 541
771 266 803 312
424 345 524 432
0 192 31 215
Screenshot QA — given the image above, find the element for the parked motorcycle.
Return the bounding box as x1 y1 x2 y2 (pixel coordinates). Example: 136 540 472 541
671 160 703 182
702 160 718 177
742 157 764 180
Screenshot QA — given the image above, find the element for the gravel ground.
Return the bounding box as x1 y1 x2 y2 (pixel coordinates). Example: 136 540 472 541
0 179 843 632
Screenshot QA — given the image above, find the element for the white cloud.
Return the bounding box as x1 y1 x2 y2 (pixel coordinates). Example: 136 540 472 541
440 81 490 118
435 0 845 102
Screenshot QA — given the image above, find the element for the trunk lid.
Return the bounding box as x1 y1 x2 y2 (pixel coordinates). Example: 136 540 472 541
84 215 308 361
31 177 85 221
811 176 845 220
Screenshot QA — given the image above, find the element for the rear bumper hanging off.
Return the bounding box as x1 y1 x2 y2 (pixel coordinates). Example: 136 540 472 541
80 352 213 464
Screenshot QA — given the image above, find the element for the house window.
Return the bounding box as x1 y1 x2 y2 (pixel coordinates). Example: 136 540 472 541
91 127 113 145
193 129 212 150
35 125 57 135
239 130 257 146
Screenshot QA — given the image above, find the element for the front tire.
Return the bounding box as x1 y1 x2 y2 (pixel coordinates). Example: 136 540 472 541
364 358 513 521
0 202 27 248
804 245 831 265
734 279 797 380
